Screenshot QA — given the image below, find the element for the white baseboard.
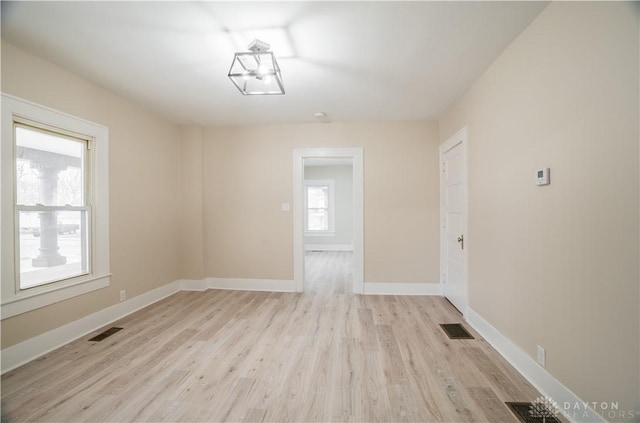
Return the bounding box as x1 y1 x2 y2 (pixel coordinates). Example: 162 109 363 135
466 308 605 423
207 278 295 292
179 278 208 291
304 244 353 251
181 278 295 293
6 279 603 423
1 280 181 374
363 282 441 296
1 277 296 374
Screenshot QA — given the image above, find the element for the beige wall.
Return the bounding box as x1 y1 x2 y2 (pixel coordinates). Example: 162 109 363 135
439 2 639 418
1 41 183 348
180 126 205 280
201 121 441 284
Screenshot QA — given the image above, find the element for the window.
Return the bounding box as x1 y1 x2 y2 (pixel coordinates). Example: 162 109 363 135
1 94 110 319
16 123 90 289
305 180 334 234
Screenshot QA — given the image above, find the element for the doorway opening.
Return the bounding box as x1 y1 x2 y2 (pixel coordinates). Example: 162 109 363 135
303 158 353 294
293 148 363 294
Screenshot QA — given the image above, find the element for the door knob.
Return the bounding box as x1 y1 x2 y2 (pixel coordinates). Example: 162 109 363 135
457 234 464 250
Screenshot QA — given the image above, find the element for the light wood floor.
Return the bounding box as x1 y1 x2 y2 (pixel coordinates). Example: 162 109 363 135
1 252 542 422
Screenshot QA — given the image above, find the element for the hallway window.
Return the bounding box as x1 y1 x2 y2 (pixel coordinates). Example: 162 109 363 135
305 179 334 234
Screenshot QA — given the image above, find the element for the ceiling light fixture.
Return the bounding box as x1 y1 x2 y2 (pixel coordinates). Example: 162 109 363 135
228 39 285 95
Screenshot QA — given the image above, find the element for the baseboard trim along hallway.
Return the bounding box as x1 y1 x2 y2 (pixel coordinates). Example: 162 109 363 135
3 279 440 372
466 308 605 423
363 282 442 296
0 280 182 374
1 280 601 423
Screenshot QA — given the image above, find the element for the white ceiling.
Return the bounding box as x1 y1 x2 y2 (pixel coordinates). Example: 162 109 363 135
1 1 547 127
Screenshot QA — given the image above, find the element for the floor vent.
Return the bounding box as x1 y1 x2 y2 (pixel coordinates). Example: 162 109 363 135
88 327 123 342
439 323 474 339
506 402 561 423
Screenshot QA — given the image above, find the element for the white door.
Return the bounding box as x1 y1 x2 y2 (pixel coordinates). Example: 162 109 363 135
440 129 467 314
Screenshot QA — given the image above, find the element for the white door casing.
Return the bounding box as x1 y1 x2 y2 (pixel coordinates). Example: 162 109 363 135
440 128 468 315
293 148 364 294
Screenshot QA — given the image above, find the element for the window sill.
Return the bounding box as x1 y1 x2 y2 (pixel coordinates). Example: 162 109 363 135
304 231 336 237
1 273 111 320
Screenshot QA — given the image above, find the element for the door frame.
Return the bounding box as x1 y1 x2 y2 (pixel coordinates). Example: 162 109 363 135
293 147 364 293
439 127 468 315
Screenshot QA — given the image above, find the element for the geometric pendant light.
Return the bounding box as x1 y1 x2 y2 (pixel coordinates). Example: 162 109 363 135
228 39 285 95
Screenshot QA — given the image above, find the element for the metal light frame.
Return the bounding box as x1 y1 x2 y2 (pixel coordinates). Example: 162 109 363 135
228 40 285 95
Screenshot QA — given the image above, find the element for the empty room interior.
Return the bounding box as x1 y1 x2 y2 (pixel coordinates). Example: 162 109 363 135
0 1 638 422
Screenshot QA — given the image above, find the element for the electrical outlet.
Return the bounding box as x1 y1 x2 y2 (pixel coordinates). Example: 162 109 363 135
119 290 126 302
537 345 546 367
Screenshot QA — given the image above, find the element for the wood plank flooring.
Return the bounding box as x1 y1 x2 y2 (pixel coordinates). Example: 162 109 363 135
1 252 543 422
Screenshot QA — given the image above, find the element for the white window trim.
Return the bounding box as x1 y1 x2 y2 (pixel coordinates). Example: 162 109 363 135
1 93 110 319
304 179 335 236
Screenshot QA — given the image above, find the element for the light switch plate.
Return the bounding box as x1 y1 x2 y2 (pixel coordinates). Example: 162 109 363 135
281 203 290 212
